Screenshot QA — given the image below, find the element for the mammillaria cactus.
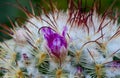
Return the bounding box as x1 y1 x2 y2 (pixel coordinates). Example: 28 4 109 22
0 0 120 78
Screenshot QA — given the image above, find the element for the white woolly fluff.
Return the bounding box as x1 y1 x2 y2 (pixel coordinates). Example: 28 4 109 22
1 10 120 78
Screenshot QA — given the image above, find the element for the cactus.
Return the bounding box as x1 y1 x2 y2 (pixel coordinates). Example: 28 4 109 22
0 0 120 78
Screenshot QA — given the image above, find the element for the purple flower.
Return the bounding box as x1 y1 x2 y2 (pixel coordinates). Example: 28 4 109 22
76 66 82 74
22 53 28 60
105 61 120 68
40 26 67 59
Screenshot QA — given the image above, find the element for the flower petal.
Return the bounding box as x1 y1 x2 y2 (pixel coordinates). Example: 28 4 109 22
41 26 67 58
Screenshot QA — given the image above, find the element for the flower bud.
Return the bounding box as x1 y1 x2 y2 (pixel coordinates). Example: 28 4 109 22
41 27 68 64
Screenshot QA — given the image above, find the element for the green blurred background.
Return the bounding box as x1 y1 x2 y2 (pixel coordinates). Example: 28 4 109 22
0 0 120 41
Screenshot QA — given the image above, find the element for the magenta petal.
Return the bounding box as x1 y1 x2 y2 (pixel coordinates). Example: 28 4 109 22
41 27 67 58
77 66 82 73
62 26 67 37
106 61 120 68
41 27 54 38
